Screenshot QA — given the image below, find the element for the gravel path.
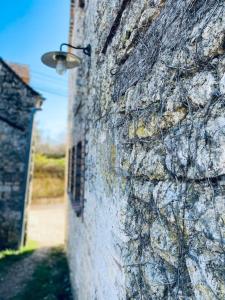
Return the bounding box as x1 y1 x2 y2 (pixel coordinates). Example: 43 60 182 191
27 202 66 247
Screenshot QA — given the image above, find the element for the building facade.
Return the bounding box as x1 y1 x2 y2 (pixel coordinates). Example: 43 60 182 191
67 1 225 299
0 58 43 250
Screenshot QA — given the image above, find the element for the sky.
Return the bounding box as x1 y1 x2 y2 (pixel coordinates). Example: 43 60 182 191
0 0 70 143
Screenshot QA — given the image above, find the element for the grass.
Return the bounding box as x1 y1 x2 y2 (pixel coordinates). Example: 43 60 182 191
0 240 38 276
32 153 65 203
12 247 73 300
0 243 73 300
32 177 65 200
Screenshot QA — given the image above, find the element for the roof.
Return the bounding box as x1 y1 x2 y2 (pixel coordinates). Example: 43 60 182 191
0 58 44 100
9 63 30 84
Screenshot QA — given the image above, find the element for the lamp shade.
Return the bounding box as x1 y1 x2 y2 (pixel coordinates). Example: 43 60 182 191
41 51 81 70
35 97 43 109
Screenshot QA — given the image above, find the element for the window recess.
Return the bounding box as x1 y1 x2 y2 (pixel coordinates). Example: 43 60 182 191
67 141 85 217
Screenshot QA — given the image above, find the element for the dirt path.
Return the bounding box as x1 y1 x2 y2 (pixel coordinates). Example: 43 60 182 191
0 202 67 299
27 202 66 247
0 248 50 300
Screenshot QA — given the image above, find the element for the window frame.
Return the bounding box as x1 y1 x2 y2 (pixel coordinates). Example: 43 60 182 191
67 141 85 217
79 0 85 8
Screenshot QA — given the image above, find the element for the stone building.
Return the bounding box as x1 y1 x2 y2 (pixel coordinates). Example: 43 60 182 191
66 1 225 299
0 58 43 250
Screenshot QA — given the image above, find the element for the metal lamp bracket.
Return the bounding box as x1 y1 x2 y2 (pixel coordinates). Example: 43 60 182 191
60 43 91 57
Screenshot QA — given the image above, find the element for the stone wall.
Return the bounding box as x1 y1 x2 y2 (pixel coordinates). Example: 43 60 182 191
0 59 40 250
67 1 225 299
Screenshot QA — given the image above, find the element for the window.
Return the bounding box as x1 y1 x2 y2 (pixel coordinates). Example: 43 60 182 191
67 146 75 193
79 0 85 8
68 141 85 216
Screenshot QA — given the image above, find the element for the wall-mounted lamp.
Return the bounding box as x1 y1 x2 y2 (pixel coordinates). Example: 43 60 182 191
41 43 91 75
35 96 44 111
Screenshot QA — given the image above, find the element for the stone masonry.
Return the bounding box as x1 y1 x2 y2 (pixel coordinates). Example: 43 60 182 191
67 1 225 299
0 58 43 250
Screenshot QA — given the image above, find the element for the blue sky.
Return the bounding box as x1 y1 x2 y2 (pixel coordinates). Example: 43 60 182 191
0 0 70 143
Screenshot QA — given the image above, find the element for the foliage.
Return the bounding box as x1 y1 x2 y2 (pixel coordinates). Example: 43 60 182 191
32 153 65 202
32 123 66 202
34 153 65 178
34 122 66 158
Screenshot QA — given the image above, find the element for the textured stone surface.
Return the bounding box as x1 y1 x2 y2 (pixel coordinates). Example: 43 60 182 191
0 59 40 250
67 1 225 299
